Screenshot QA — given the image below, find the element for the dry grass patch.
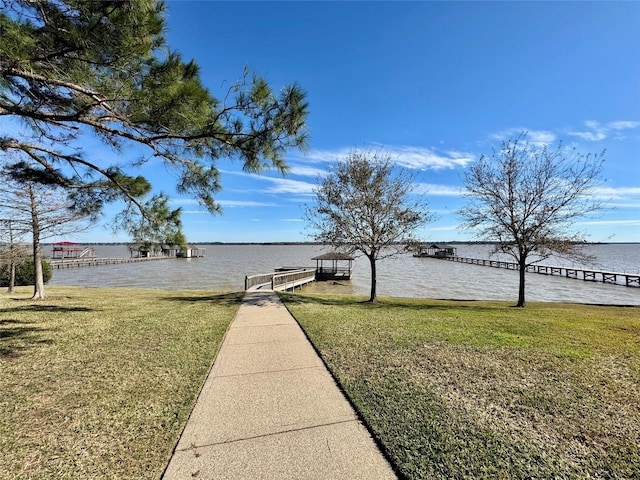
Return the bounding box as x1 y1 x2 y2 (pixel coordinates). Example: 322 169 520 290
0 286 242 480
282 294 640 479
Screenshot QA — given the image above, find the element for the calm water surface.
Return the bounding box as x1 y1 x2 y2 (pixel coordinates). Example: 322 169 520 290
46 244 640 305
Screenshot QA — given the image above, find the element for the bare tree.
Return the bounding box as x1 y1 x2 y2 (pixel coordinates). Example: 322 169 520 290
0 179 91 299
458 134 605 307
0 219 30 293
305 150 433 303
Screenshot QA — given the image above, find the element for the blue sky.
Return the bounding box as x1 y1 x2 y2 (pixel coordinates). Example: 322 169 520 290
65 1 640 242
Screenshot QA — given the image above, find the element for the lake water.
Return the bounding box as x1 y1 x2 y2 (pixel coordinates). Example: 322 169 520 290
45 243 640 306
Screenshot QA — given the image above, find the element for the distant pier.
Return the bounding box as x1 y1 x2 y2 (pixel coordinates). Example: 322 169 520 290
49 256 169 269
421 254 640 288
48 243 205 269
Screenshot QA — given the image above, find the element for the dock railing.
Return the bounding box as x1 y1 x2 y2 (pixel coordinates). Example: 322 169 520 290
245 268 316 291
245 272 276 290
49 256 168 269
316 266 352 280
422 255 640 288
272 269 316 291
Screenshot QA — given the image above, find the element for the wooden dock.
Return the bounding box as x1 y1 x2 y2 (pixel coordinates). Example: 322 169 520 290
421 255 640 288
245 269 317 291
245 253 354 291
49 256 169 269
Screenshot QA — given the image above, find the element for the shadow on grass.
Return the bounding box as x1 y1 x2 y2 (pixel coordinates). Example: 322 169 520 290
580 302 640 308
0 319 53 357
162 291 244 306
0 304 96 314
279 292 503 312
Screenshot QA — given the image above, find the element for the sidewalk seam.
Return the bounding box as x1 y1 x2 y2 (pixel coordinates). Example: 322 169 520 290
213 364 324 379
220 338 313 347
229 321 293 327
175 418 360 452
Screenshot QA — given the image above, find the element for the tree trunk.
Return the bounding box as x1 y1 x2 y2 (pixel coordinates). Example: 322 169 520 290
368 255 377 303
516 258 526 307
8 262 16 294
29 185 46 300
7 223 16 294
32 239 45 300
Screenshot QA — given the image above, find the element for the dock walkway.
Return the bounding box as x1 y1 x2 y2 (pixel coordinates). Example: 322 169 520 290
162 290 396 479
421 255 640 288
245 268 317 291
49 256 169 269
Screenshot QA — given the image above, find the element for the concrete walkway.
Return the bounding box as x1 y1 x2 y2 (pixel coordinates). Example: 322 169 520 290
162 290 397 479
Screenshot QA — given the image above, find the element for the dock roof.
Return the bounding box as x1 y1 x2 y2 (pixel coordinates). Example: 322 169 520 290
311 252 354 261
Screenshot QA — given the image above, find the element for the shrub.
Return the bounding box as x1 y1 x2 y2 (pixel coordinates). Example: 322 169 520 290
0 258 52 287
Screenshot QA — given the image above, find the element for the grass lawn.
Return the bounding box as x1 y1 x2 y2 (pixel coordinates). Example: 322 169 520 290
0 286 242 480
281 293 640 480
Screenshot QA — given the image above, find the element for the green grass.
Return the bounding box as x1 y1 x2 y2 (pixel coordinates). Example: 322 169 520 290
281 293 640 480
0 286 242 480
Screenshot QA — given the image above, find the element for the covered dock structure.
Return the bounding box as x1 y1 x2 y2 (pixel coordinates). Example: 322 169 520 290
415 243 457 258
312 251 354 280
245 251 355 291
52 241 95 259
129 243 206 259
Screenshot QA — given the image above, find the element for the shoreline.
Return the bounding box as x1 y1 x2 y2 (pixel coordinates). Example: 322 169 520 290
42 241 640 246
7 285 639 308
42 243 640 306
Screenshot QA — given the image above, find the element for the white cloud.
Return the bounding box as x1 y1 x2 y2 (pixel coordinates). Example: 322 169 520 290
182 210 210 215
527 130 557 145
490 120 639 146
300 145 474 170
593 186 640 200
172 197 278 208
389 146 474 170
413 183 464 196
608 120 640 130
300 148 351 163
491 128 557 146
288 164 327 177
263 177 316 195
219 169 316 195
427 225 461 231
568 120 607 141
219 200 279 207
576 219 640 227
170 198 200 206
606 201 640 209
568 120 639 142
571 131 607 142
